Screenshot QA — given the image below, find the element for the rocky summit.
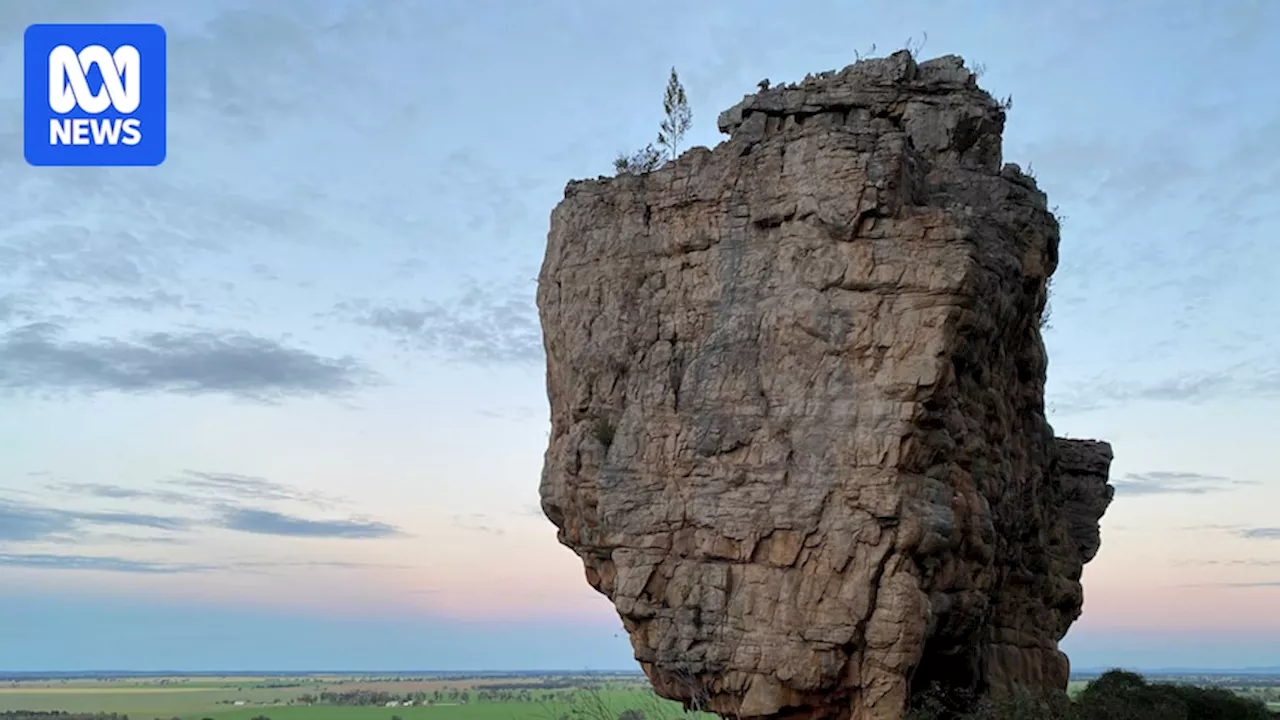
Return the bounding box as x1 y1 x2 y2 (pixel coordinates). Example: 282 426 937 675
536 51 1115 720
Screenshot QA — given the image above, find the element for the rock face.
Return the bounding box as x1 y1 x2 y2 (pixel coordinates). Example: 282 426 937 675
537 51 1114 720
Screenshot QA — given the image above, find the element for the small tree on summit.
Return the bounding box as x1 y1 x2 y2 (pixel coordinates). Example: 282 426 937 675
657 67 691 160
614 67 693 175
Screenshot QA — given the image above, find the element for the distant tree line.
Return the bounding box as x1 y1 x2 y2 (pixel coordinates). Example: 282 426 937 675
909 669 1280 719
0 707 129 712
293 685 575 707
482 679 583 690
297 688 478 706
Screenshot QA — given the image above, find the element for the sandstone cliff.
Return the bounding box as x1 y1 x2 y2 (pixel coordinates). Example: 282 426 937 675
537 51 1115 720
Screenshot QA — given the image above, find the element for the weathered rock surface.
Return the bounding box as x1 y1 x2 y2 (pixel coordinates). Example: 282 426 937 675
537 51 1114 720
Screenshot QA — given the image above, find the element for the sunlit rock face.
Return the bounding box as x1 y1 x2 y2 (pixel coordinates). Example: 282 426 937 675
537 51 1114 720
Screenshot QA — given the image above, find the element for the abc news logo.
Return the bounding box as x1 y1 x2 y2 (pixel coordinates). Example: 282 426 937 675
24 23 167 167
48 43 143 146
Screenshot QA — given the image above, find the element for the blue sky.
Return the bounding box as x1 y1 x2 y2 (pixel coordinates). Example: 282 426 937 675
0 0 1277 672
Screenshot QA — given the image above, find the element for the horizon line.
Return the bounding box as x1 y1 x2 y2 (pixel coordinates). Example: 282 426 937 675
4 667 1280 677
0 669 645 676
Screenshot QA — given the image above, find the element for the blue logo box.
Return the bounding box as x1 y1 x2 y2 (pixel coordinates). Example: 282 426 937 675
24 23 167 167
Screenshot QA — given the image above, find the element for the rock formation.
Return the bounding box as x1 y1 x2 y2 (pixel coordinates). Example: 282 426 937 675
537 51 1114 720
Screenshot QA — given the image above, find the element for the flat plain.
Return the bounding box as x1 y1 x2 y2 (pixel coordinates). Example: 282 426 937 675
2 673 1278 718
0 675 702 720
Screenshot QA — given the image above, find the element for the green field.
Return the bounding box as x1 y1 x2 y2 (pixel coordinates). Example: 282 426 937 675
0 676 706 720
3 673 1277 719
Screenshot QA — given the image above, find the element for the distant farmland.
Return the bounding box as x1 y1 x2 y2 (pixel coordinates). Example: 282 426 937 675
0 673 709 720
2 671 1277 718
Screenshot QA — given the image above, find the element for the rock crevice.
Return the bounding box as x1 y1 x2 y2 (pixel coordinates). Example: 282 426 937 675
537 51 1114 720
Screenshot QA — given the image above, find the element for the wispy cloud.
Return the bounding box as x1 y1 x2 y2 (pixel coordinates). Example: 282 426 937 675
1174 523 1248 533
1218 581 1280 588
49 482 200 506
337 284 542 365
171 471 343 510
1187 559 1280 568
0 553 211 574
0 323 377 400
69 290 201 315
65 511 190 532
1181 579 1280 589
216 508 403 539
26 475 400 543
50 472 342 511
0 499 192 544
53 532 193 547
1053 364 1280 414
0 295 23 325
1180 525 1280 542
1111 471 1258 496
230 560 411 572
0 553 411 575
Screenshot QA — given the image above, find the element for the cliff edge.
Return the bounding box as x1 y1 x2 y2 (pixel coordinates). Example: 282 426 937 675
537 51 1115 720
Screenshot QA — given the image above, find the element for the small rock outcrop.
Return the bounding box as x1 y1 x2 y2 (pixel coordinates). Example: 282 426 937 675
537 51 1114 720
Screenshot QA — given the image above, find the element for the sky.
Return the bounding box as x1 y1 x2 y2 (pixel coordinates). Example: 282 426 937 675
0 0 1277 673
